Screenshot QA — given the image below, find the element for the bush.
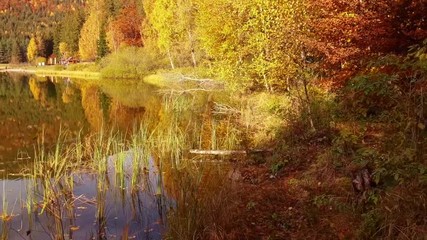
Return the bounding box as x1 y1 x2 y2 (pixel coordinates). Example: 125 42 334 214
100 47 168 79
67 62 100 72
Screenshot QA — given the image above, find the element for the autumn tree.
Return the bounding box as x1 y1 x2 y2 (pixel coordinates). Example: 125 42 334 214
79 0 105 60
146 0 178 69
107 3 143 48
143 0 199 68
35 32 47 58
58 10 85 56
175 0 198 67
59 42 70 58
97 27 109 59
10 40 23 64
307 0 427 72
0 41 9 63
27 37 38 62
0 0 85 63
104 0 122 16
195 0 308 91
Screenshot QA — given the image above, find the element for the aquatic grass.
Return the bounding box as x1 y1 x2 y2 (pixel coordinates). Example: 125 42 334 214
153 120 186 167
1 180 10 240
96 178 107 240
154 93 245 239
0 85 247 239
220 116 241 151
25 173 36 233
130 125 152 190
29 129 89 240
164 162 237 240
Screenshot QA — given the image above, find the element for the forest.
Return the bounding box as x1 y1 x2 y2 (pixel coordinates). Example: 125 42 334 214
1 0 427 239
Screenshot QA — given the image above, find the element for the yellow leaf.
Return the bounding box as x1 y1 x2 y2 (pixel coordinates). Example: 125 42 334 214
70 226 80 231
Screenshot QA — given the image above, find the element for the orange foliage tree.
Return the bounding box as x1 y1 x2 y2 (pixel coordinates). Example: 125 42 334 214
108 3 143 48
306 0 427 70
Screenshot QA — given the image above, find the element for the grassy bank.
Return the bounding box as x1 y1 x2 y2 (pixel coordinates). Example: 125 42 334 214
35 69 100 79
33 64 101 79
0 63 100 79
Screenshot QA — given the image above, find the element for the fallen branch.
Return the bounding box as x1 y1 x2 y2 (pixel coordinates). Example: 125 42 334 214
178 74 225 90
189 149 272 155
213 102 241 115
190 149 247 155
179 74 215 82
157 88 216 95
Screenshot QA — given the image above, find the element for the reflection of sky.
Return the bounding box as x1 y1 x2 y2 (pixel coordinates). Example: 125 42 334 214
0 152 171 240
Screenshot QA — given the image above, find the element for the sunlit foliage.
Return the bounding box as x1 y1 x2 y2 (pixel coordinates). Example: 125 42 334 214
27 37 38 63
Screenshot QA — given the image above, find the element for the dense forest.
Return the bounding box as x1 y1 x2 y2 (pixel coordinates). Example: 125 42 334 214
1 0 427 239
1 0 426 90
0 0 86 63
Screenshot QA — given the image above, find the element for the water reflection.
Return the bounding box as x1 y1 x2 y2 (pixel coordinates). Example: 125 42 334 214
0 152 169 240
81 85 104 131
0 73 162 174
0 72 237 239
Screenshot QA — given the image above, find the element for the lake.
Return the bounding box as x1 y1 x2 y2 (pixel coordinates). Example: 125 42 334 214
0 72 239 239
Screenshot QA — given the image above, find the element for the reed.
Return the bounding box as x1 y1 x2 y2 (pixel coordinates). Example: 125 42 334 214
7 87 245 239
164 162 236 240
152 93 242 239
1 180 10 240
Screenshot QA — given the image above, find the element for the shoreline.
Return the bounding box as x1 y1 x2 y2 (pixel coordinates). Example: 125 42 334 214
0 67 100 79
0 68 36 74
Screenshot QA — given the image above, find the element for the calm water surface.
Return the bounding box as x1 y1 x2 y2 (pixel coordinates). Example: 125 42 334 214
0 73 189 239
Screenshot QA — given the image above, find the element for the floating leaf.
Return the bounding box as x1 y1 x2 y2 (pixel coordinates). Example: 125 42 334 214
70 226 80 231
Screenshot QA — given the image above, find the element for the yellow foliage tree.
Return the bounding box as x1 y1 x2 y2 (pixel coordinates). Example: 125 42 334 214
79 0 105 61
26 37 38 63
147 0 178 69
195 0 308 91
59 42 70 58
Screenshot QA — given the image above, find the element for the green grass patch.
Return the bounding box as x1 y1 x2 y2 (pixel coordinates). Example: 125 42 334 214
30 63 100 79
35 69 100 79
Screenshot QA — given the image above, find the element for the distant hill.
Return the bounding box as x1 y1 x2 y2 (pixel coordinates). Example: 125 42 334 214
0 0 85 63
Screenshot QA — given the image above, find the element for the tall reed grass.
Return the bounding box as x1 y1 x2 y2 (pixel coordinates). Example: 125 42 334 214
1 89 244 239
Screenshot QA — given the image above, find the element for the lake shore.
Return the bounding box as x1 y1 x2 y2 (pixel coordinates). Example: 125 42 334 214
0 67 36 74
0 65 100 79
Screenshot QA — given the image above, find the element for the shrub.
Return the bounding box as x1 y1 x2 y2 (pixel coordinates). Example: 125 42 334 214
100 47 168 79
67 62 100 72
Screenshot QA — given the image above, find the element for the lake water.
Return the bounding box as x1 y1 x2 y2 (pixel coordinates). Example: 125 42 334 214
0 72 233 239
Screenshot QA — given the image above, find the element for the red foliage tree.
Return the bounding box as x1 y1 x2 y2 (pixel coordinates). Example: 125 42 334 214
306 0 427 69
110 4 143 47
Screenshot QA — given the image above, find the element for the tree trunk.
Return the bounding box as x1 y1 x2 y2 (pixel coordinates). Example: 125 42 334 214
167 49 175 69
302 77 316 132
187 30 197 67
263 73 272 92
